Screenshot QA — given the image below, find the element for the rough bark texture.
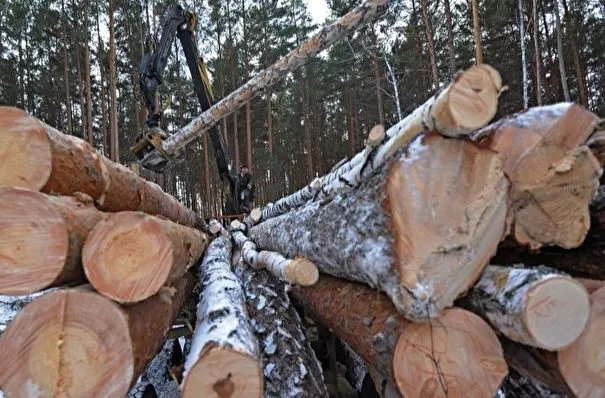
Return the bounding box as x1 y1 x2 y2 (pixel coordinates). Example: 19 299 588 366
234 261 328 398
159 0 388 157
182 235 262 398
472 102 601 249
82 211 208 303
461 265 590 350
291 275 507 398
251 135 509 321
0 276 193 398
0 188 104 295
558 286 605 398
492 186 605 279
472 0 483 63
500 368 567 398
0 107 201 227
128 339 181 398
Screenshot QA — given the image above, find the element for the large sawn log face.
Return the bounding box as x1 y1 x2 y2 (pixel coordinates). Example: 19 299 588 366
0 276 193 398
234 261 328 398
250 134 509 320
291 275 508 398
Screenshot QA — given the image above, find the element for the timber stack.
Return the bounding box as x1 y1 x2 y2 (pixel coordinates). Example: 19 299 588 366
0 3 604 397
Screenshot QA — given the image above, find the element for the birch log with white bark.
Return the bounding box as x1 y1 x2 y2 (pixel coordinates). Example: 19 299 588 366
462 265 590 350
234 261 328 398
248 64 503 224
181 234 262 398
250 134 509 320
231 221 318 285
159 0 389 158
472 102 601 249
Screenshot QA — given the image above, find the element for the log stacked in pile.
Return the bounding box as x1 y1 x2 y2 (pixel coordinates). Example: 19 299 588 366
1 22 605 398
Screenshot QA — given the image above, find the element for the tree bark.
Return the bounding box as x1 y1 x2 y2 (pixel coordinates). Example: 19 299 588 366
472 102 601 249
108 0 119 162
0 107 202 227
444 0 456 75
97 11 109 156
61 0 73 135
553 0 571 101
0 275 194 398
159 0 389 156
562 0 588 107
82 211 207 303
471 0 484 64
250 64 503 224
461 265 590 350
250 135 509 321
500 368 567 398
234 261 328 397
533 0 543 105
420 0 439 88
0 188 103 295
182 235 262 397
290 275 508 398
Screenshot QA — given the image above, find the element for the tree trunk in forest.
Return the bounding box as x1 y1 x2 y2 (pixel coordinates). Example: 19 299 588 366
246 101 253 170
0 107 202 227
97 12 109 156
108 0 119 162
61 0 73 135
250 135 509 321
420 0 439 89
533 0 543 105
500 368 567 398
82 211 208 303
444 0 456 75
382 53 402 121
303 70 313 177
0 276 194 398
519 0 529 108
290 275 508 398
471 0 484 64
233 110 239 170
471 103 601 249
461 265 590 350
0 188 103 295
372 31 385 126
181 235 262 398
203 134 212 212
234 261 328 397
553 0 571 101
562 0 588 107
84 2 93 145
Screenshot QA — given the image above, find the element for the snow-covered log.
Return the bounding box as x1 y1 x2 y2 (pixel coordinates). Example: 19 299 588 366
82 211 208 303
157 0 389 159
462 265 590 350
250 135 509 320
249 64 503 224
472 102 602 249
181 234 262 398
290 275 508 398
234 260 328 397
0 276 193 397
0 107 203 227
231 221 318 286
0 188 103 295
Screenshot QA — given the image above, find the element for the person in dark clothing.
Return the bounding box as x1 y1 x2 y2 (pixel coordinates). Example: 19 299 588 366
238 165 253 212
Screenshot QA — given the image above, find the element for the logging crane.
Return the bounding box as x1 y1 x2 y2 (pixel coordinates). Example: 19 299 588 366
132 4 247 215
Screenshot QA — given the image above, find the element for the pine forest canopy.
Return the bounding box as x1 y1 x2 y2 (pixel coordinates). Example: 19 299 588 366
0 0 604 218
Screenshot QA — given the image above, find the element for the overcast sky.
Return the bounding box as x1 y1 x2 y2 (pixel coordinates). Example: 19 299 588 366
305 0 330 24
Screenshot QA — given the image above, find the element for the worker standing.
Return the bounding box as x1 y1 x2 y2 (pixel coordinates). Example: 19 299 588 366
238 165 253 212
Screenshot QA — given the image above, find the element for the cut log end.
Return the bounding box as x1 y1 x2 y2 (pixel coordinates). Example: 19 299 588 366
0 107 52 190
445 64 502 136
181 348 262 398
0 289 134 398
0 188 68 295
249 208 262 223
285 257 319 286
83 212 173 303
368 125 385 147
209 219 223 235
524 276 590 351
558 286 605 398
393 308 507 398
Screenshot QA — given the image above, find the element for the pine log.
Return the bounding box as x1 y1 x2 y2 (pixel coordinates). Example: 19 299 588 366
0 187 104 295
558 285 605 397
461 265 590 350
82 211 208 303
234 261 328 397
0 106 200 227
472 103 602 249
250 64 503 224
492 187 605 279
290 275 508 398
250 134 509 320
231 221 318 286
159 0 389 157
500 368 567 398
181 234 262 398
0 275 194 398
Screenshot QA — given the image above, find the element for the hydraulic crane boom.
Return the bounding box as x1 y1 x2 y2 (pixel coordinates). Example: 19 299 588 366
132 4 241 214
